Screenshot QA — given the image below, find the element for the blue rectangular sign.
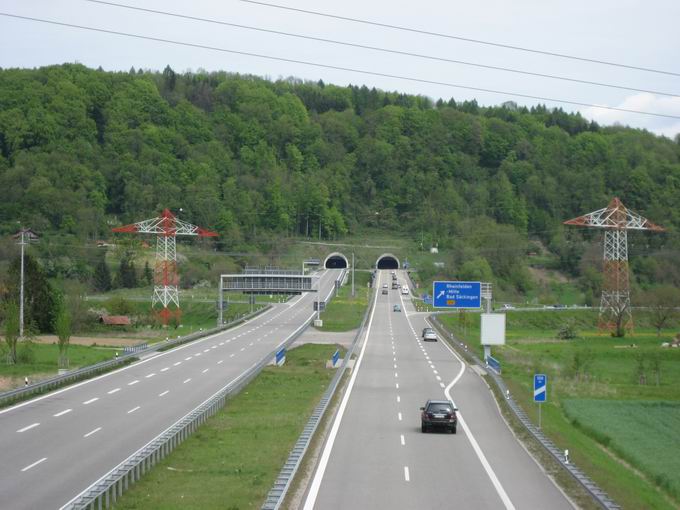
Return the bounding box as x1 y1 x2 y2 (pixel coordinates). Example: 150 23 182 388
432 281 481 308
534 374 547 402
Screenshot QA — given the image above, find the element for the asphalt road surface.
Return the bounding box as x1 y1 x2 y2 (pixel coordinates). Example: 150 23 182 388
303 270 573 510
0 269 341 510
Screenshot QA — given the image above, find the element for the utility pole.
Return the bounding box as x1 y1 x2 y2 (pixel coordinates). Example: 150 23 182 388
13 228 38 339
351 252 355 297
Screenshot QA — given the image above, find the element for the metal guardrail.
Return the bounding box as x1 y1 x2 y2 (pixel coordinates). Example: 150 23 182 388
0 306 270 408
123 342 148 354
60 270 347 510
261 282 374 509
428 316 621 510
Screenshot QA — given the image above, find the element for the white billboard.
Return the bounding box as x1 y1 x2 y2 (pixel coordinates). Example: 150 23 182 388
481 313 506 345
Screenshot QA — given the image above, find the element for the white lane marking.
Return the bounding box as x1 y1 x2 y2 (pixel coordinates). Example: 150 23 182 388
436 375 442 381
240 347 245 352
127 406 140 414
230 353 235 358
398 412 402 421
195 352 202 357
159 390 169 397
395 383 399 389
161 367 169 372
303 270 381 510
21 457 47 472
211 345 217 349
17 422 40 433
83 397 99 405
128 380 139 386
84 427 102 438
425 318 516 510
174 362 182 366
54 409 72 417
400 434 405 446
249 342 254 346
0 299 279 417
185 357 192 361
202 368 209 374
145 373 155 378
107 388 120 395
183 378 191 384
394 372 398 378
404 466 410 482
397 395 401 403
440 382 445 388
393 364 398 369
203 349 210 353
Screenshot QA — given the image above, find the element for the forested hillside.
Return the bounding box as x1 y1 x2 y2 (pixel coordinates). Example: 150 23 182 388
1 63 679 290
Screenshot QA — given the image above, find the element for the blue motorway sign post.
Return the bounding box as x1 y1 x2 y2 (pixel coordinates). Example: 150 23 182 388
432 281 481 309
534 374 547 428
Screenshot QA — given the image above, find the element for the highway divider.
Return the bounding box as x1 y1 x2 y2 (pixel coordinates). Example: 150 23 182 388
59 269 347 510
428 315 621 510
0 306 270 409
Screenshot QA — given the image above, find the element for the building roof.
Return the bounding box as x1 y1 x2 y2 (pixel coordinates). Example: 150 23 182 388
100 315 131 325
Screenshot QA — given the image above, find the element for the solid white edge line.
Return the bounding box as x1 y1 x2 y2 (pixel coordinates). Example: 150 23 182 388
427 318 516 510
302 270 381 510
21 457 47 472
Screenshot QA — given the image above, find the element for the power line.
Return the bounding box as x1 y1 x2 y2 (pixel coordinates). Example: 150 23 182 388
240 0 680 78
2 12 679 120
84 0 680 99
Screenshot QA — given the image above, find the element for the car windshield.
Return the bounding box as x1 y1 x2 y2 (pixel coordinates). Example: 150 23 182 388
427 403 452 413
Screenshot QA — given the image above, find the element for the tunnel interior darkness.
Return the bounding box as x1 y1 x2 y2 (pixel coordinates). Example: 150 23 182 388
325 255 348 269
376 256 399 270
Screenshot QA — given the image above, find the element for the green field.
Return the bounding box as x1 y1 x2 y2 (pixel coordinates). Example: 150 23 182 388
437 309 680 509
318 271 371 332
114 344 342 509
563 399 680 499
0 342 116 383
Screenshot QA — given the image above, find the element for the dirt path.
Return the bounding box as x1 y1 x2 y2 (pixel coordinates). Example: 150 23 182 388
29 335 143 347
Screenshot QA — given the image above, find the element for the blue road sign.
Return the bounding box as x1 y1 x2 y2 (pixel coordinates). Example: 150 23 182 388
276 348 286 366
332 349 340 367
432 281 481 308
534 374 547 402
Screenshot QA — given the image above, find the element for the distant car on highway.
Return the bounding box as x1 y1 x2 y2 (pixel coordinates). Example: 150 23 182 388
422 327 437 342
382 288 388 295
401 285 409 295
393 304 401 312
500 303 515 310
392 281 399 289
421 399 458 433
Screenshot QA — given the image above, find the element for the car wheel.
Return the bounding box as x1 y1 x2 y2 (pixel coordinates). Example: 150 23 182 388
452 426 457 434
421 423 427 433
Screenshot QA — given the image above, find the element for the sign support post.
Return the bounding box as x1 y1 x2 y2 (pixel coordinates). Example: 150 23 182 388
534 374 547 429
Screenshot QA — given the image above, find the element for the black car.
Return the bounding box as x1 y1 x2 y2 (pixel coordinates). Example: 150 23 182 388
421 399 458 433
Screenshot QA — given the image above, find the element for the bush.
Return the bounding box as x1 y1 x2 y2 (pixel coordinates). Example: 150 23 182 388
105 296 136 316
557 320 579 339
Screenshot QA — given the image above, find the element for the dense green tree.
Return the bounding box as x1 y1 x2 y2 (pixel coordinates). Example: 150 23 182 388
5 254 58 333
93 255 112 292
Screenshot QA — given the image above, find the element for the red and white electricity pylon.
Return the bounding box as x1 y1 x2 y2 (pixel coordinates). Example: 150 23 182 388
564 197 664 333
113 209 217 324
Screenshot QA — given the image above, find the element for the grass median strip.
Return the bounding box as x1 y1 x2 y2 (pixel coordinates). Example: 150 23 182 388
114 343 343 510
318 271 370 332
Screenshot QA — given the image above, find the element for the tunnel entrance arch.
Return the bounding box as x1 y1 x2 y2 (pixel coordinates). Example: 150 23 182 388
324 252 349 269
376 253 400 269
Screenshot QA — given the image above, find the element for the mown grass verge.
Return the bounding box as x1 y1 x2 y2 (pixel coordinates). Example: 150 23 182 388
318 271 370 332
437 309 680 509
113 344 343 510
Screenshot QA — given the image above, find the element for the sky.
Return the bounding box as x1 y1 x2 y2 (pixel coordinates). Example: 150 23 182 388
1 0 680 138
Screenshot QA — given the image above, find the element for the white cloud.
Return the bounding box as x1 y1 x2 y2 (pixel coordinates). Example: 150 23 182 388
582 93 680 139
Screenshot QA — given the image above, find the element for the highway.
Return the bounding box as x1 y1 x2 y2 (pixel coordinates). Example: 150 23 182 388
0 269 342 510
303 270 573 510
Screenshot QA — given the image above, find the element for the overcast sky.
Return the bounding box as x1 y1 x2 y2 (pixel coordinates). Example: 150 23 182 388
2 0 680 137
